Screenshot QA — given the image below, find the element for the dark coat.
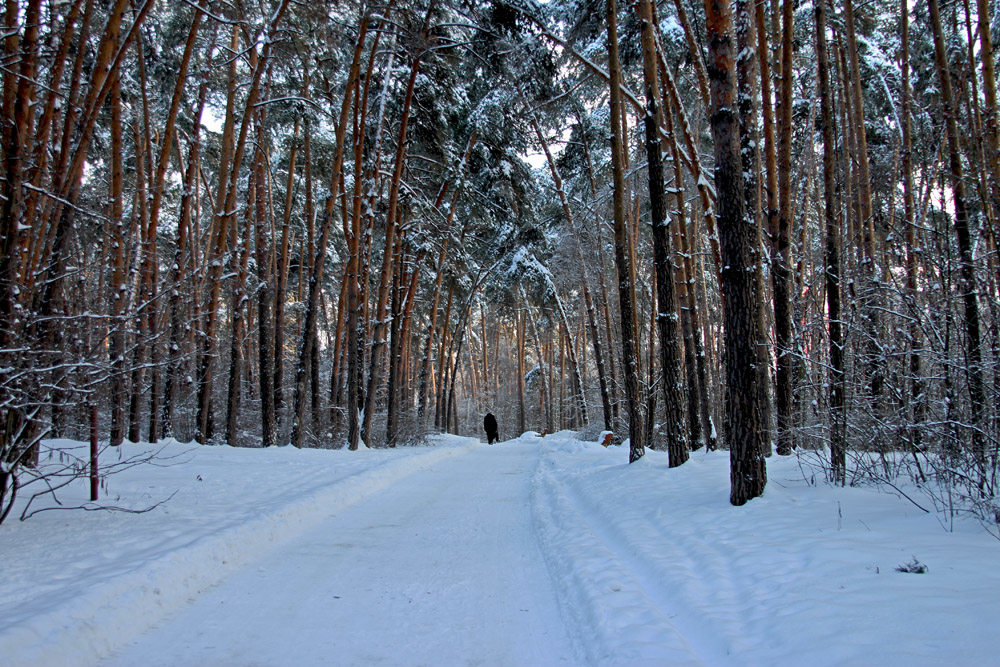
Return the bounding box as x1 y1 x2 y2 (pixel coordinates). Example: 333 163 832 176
484 412 499 444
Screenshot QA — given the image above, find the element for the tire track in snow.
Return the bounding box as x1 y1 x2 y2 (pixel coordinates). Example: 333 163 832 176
101 439 576 667
1 442 478 667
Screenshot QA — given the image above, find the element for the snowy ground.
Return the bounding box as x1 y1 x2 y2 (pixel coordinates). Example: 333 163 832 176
1 431 997 666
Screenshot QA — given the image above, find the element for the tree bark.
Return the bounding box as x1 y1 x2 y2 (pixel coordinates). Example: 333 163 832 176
639 0 687 466
662 100 709 452
844 0 883 402
899 0 924 469
273 113 301 431
704 0 768 504
362 53 421 447
254 115 276 448
607 0 646 462
415 133 475 426
815 0 846 484
226 174 254 448
928 0 986 483
127 114 149 445
197 9 287 442
107 62 127 447
163 77 208 440
978 0 1000 262
386 234 406 446
517 309 527 435
291 13 369 448
772 0 795 455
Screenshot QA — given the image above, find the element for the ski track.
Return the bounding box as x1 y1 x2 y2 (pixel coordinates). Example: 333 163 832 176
544 458 749 664
532 433 1000 667
533 461 699 665
529 436 853 666
530 432 747 666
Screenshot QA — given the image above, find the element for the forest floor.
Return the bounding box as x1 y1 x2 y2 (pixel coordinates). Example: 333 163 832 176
1 431 998 666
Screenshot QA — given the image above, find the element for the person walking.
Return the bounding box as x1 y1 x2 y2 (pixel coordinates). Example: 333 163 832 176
483 412 499 444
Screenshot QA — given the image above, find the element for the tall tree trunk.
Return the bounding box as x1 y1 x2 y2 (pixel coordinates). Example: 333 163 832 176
196 12 285 442
414 133 475 426
386 234 406 446
442 262 502 434
517 309 527 435
393 249 424 434
108 63 127 447
273 115 302 430
671 0 711 109
816 0 846 484
900 0 924 469
346 123 365 449
127 114 149 445
664 107 706 452
138 3 202 441
652 53 723 282
362 53 421 447
435 285 455 431
521 290 550 435
772 0 795 455
704 0 768 504
226 180 253 448
328 259 350 430
732 0 772 462
522 104 594 430
577 120 621 426
607 0 646 462
35 0 145 326
645 274 659 448
639 0 687 466
0 0 41 456
656 56 716 451
928 0 986 484
163 79 208 440
417 225 456 427
255 117 276 448
291 14 368 448
844 0 882 402
978 0 1000 258
581 268 613 433
344 25 389 450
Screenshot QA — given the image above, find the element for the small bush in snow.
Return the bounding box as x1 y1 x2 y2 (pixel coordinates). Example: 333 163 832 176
895 557 928 574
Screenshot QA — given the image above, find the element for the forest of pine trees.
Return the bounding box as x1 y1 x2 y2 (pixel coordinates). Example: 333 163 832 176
1 0 999 519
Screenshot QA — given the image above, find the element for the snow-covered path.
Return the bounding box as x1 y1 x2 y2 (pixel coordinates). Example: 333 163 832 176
4 432 998 666
101 440 577 666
